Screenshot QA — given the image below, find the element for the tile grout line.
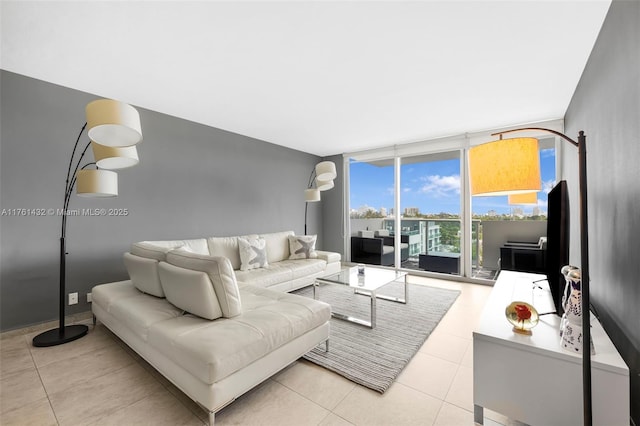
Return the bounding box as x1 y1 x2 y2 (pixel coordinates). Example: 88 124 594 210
25 333 62 426
441 363 475 416
271 365 360 424
28 323 143 426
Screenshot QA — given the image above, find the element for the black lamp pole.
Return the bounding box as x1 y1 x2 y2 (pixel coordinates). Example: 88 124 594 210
32 123 93 347
493 127 591 426
304 167 318 236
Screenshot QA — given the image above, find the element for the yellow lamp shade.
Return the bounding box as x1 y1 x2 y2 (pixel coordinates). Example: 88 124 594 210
315 161 337 181
304 188 321 202
91 142 139 169
76 169 118 197
86 99 143 147
508 192 538 205
469 137 541 196
316 178 334 191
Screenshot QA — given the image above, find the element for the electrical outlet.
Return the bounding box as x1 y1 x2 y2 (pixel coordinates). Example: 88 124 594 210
87 292 92 303
68 292 78 305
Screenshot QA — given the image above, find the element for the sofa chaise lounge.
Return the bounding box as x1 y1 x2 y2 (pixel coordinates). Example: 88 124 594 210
92 231 340 425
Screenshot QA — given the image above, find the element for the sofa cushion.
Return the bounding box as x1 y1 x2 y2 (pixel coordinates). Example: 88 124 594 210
288 235 318 260
164 250 242 318
103 285 183 341
130 242 176 261
278 259 327 280
158 262 224 320
374 229 390 237
132 239 209 258
207 236 241 270
92 280 143 312
238 237 268 271
124 252 167 297
234 262 293 287
260 231 294 263
146 284 331 384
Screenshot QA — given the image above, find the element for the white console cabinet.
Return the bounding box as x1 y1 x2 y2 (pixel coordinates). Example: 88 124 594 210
473 270 629 426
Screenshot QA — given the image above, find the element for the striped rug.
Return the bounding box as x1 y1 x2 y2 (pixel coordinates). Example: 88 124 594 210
293 281 460 393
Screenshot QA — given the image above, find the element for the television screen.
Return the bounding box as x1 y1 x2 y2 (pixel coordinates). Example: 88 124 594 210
546 180 570 316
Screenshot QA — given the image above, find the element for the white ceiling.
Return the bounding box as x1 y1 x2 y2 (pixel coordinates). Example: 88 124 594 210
1 1 611 157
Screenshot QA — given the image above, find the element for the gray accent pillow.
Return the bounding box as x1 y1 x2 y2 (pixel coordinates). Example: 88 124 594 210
288 235 318 259
238 237 269 271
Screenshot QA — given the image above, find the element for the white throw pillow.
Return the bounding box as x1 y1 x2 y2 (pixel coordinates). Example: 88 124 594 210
288 235 318 259
238 237 268 271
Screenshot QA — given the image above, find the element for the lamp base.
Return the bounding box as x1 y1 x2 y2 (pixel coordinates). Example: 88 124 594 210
32 324 88 347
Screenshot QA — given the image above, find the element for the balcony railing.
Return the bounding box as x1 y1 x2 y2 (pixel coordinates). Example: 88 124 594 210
350 217 545 279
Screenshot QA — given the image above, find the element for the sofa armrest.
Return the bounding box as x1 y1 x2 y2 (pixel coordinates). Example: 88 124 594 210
316 250 341 264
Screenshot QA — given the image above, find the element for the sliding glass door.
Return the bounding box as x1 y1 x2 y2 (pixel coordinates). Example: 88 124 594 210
348 151 464 274
398 151 462 275
349 158 398 267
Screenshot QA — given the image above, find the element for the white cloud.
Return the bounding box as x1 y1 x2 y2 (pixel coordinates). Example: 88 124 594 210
540 148 555 159
403 187 411 193
542 179 556 194
419 174 460 197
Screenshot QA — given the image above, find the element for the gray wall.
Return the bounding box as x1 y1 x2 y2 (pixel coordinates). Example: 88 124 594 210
0 70 324 331
321 154 345 255
563 0 640 421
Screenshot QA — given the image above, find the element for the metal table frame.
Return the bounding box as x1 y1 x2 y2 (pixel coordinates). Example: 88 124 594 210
313 266 407 328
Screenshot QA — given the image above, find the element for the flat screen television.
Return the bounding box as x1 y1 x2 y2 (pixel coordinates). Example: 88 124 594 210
546 180 570 316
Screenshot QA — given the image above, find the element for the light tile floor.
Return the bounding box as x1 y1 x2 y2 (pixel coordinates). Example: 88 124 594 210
0 275 518 426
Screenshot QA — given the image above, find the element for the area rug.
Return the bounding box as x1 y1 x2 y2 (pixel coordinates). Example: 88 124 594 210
292 281 460 393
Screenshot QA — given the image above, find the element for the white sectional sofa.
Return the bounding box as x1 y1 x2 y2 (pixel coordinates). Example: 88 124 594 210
125 230 341 293
92 231 340 425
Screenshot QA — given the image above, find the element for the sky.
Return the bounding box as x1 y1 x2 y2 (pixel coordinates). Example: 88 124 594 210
350 149 556 216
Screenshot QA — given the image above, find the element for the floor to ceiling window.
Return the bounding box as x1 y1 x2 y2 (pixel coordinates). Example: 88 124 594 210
347 150 465 274
470 137 556 278
398 151 462 276
344 121 563 281
349 158 398 267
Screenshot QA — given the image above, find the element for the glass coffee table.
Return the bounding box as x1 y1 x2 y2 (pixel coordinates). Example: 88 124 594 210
314 266 407 328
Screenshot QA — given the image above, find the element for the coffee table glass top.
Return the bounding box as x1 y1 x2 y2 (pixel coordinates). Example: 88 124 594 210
318 266 407 292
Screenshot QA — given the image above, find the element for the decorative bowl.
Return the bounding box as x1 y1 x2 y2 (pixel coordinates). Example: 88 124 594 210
505 301 539 335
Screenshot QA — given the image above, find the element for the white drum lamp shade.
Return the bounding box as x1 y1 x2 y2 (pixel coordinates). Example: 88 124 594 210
315 161 337 181
86 99 143 147
91 142 139 169
469 137 541 196
305 188 321 202
316 178 334 191
76 169 118 197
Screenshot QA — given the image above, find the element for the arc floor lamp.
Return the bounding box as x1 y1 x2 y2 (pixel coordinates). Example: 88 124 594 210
304 161 337 235
469 128 592 426
32 99 143 347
